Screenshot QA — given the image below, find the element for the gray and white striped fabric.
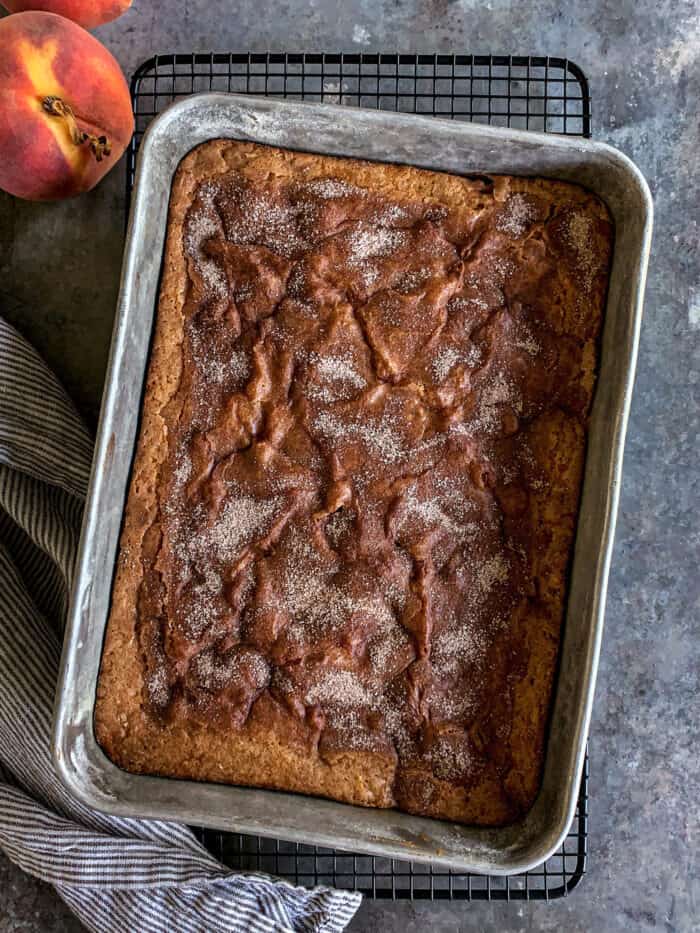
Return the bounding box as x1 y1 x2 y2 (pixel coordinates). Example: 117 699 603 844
0 317 361 933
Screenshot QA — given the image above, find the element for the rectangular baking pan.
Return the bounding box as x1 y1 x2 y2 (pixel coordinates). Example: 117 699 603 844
53 93 652 875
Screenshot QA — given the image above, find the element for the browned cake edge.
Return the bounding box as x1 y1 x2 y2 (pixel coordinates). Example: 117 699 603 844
95 140 608 825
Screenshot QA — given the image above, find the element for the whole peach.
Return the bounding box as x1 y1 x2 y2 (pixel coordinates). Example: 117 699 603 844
1 0 132 29
0 12 134 200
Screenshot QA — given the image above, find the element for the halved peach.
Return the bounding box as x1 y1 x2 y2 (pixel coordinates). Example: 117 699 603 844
1 0 132 29
0 11 134 200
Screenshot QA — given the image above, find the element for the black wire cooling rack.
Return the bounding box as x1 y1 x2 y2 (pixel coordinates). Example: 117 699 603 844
191 759 587 900
127 52 591 901
128 53 591 188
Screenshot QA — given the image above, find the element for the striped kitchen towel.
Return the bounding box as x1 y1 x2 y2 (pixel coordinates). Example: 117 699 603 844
0 317 361 933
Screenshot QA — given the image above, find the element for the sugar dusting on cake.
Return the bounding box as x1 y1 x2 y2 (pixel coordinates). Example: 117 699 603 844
313 409 405 464
146 665 170 708
305 178 362 199
228 190 311 257
395 480 475 541
496 193 536 237
324 508 354 547
172 443 192 488
345 223 408 290
184 185 228 298
181 567 223 641
396 267 431 293
475 554 509 595
306 669 376 708
305 352 367 403
135 158 606 803
188 491 283 563
346 226 407 264
432 624 487 676
431 343 482 383
513 328 541 357
426 734 474 781
192 648 269 692
565 211 598 292
432 346 461 382
191 335 251 386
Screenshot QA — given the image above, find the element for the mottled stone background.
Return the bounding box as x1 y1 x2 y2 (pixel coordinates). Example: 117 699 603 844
0 1 698 930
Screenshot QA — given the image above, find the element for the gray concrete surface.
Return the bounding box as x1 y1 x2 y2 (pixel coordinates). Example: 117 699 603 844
1 1 698 930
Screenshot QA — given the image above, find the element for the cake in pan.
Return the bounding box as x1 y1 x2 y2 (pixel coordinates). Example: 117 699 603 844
95 140 612 826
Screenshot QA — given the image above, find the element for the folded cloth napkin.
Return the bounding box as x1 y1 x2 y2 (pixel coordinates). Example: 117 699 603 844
0 317 361 933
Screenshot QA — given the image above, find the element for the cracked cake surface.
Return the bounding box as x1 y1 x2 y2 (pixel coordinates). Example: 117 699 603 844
95 140 613 826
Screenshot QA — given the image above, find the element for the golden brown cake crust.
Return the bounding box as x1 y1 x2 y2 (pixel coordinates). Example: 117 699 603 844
95 140 612 826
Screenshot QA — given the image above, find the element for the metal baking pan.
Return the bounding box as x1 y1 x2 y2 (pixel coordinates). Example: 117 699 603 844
53 93 652 875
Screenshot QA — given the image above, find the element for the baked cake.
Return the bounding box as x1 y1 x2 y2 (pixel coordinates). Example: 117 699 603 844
95 140 613 826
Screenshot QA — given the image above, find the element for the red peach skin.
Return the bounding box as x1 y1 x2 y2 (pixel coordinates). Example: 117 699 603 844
0 12 134 200
1 0 132 29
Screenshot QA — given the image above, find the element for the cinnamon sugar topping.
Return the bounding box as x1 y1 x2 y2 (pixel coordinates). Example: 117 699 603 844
113 145 612 826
